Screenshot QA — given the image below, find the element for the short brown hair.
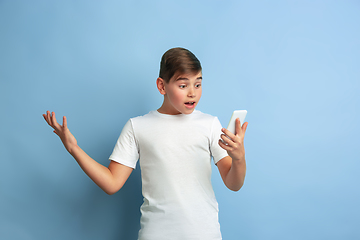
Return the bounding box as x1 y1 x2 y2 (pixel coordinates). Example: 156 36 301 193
159 47 202 83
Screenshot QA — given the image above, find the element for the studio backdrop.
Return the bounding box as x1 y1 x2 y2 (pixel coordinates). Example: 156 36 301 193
1 1 359 239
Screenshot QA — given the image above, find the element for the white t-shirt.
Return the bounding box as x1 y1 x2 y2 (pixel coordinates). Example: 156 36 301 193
109 110 228 240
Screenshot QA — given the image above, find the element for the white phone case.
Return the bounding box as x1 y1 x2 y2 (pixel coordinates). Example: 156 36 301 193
226 110 247 134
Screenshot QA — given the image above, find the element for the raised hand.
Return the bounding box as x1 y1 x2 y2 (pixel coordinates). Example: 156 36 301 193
43 111 78 153
219 118 248 162
42 111 134 194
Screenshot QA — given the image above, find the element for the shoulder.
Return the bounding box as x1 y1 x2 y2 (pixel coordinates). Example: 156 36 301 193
130 111 157 122
128 111 161 133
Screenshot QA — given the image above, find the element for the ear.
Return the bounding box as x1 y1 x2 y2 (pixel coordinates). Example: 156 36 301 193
156 77 166 95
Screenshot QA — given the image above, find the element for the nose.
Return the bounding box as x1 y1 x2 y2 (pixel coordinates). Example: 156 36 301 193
187 87 195 97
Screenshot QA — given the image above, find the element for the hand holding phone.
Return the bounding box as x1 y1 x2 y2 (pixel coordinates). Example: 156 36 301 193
226 110 247 134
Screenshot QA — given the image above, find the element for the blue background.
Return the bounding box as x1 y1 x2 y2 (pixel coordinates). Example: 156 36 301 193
1 1 359 239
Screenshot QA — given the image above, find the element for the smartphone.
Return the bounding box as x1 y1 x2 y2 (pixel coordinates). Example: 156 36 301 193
226 110 247 134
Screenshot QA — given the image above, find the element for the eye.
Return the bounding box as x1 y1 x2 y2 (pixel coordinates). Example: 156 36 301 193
195 83 201 88
179 85 186 89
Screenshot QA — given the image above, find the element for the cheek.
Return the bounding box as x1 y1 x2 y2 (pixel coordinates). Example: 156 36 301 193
169 89 185 102
197 88 202 99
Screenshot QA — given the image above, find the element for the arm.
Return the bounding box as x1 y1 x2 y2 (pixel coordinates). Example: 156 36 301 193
43 111 133 195
217 118 248 191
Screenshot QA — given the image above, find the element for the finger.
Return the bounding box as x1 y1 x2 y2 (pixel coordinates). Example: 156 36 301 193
218 139 232 151
42 113 47 122
220 134 234 146
221 127 235 140
51 112 61 129
47 111 53 126
235 118 242 136
242 122 248 136
63 116 67 128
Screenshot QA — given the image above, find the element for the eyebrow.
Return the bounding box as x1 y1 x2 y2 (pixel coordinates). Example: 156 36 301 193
176 76 202 81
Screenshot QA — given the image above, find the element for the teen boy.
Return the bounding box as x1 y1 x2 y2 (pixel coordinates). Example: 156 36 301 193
43 47 248 240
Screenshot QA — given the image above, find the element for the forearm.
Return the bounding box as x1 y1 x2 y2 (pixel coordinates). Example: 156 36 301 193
218 119 248 191
224 157 246 191
43 111 125 195
69 145 117 194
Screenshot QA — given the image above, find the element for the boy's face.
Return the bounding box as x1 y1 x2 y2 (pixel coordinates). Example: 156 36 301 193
158 71 202 115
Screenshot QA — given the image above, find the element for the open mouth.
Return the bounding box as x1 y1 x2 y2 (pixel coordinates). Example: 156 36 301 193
185 102 195 107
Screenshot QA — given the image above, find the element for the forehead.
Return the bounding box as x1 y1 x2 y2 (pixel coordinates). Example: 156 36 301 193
172 71 202 82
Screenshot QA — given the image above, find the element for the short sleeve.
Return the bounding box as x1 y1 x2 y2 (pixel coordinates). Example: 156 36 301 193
109 119 139 169
210 117 228 164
